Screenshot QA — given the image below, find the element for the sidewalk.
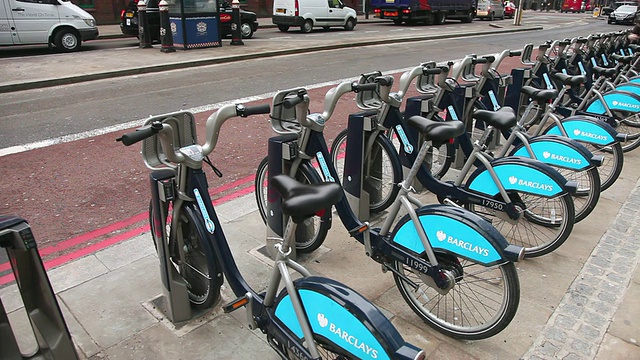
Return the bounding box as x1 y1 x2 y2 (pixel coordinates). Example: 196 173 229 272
1 151 639 359
1 15 639 360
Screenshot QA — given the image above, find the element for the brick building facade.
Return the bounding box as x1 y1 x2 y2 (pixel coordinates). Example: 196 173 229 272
77 0 361 25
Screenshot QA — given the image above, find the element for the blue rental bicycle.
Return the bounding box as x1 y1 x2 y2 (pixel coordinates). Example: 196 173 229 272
117 104 426 360
329 67 578 258
256 82 524 340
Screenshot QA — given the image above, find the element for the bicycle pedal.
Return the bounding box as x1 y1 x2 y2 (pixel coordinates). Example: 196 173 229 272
223 295 249 313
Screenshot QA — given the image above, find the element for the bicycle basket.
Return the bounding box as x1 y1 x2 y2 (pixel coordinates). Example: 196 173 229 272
270 88 306 134
356 71 383 110
141 111 198 170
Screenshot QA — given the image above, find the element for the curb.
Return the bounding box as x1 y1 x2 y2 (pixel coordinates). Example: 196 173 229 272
1 25 542 93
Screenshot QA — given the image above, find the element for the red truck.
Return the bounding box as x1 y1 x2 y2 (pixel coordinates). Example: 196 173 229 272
371 0 477 24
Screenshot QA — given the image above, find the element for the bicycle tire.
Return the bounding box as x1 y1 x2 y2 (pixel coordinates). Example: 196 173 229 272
555 166 600 223
330 129 402 213
285 334 355 359
149 201 222 309
609 109 640 152
254 157 331 253
465 192 575 258
576 141 624 191
392 251 520 340
386 127 453 180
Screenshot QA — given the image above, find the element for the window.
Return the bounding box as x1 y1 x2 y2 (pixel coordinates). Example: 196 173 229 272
75 0 94 9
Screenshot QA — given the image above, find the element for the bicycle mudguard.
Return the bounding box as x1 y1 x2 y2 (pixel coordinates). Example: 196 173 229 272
542 115 620 146
614 82 640 95
585 90 640 114
273 276 421 360
466 156 570 197
390 205 521 266
508 135 598 171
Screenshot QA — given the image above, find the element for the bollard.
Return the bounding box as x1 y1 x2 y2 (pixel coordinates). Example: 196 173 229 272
230 0 244 46
138 0 153 48
159 0 175 53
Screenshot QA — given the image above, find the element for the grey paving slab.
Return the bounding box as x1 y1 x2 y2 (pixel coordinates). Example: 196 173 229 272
595 334 640 360
94 233 157 271
58 295 99 358
606 276 640 348
95 314 278 360
47 254 110 293
59 255 162 351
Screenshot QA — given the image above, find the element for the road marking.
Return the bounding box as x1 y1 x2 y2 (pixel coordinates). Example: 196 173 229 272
0 73 414 157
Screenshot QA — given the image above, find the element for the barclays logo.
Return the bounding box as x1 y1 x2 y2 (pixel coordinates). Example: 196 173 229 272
612 100 640 109
318 313 379 358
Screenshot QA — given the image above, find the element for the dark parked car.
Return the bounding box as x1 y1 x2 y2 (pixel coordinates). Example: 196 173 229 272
608 4 639 24
120 0 259 40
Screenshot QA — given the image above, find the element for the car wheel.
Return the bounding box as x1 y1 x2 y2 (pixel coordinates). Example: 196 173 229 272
489 12 494 21
278 24 289 32
301 19 313 33
344 18 355 31
54 29 81 52
240 22 254 38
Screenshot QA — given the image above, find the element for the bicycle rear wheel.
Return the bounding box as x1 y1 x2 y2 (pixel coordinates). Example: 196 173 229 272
284 335 353 359
330 129 402 213
465 192 575 258
149 201 222 309
254 157 330 253
392 252 520 340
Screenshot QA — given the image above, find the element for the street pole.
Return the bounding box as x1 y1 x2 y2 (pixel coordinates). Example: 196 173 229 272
230 0 244 46
138 0 152 48
159 0 176 53
514 0 524 25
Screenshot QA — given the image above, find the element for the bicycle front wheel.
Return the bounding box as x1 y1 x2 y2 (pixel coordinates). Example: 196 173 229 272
610 109 640 152
149 202 222 309
555 166 601 223
392 252 520 340
579 141 624 191
387 126 453 180
254 157 331 253
330 130 402 213
466 192 575 258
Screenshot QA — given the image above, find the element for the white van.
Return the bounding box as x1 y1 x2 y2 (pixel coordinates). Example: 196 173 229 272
272 0 357 33
0 0 98 51
476 0 505 20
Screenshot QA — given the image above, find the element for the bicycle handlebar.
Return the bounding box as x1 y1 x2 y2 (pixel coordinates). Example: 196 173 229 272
117 122 163 146
241 103 271 117
118 103 270 165
353 82 378 92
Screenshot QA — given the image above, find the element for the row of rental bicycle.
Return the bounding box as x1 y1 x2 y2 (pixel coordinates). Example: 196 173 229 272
118 29 640 359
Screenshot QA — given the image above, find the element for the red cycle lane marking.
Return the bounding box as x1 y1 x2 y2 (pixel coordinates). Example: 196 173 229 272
0 175 256 286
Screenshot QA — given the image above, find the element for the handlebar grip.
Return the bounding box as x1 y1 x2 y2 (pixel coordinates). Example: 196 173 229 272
240 103 271 117
283 95 304 109
509 50 522 57
439 65 450 73
353 82 378 92
423 68 442 75
559 41 571 46
375 76 394 87
117 123 161 146
474 58 489 64
482 55 495 63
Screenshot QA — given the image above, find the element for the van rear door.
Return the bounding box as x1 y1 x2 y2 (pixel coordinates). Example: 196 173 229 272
1 0 16 44
9 0 60 44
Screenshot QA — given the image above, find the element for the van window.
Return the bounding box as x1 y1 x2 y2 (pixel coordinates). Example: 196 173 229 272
328 0 343 8
16 0 57 4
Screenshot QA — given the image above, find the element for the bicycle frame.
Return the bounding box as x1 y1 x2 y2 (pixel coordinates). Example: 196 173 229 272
266 87 523 282
123 108 423 360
